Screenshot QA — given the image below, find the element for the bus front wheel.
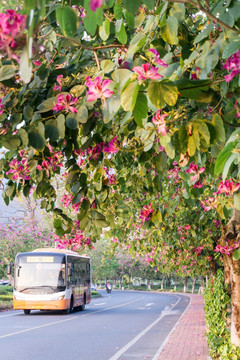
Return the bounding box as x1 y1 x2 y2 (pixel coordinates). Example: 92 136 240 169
24 310 31 315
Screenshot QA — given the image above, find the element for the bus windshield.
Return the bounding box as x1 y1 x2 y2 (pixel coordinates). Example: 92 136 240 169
15 254 66 294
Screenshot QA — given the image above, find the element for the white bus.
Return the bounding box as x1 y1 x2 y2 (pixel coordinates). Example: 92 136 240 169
8 248 91 314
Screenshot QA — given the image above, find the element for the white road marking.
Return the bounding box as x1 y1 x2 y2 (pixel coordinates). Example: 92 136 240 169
108 295 182 360
94 302 106 306
152 295 189 360
0 297 145 339
0 312 21 318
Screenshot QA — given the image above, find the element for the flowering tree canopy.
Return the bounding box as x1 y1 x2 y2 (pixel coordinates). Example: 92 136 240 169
1 0 240 346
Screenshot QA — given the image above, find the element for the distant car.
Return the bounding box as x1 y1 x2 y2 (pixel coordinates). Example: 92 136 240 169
91 284 97 291
0 280 10 286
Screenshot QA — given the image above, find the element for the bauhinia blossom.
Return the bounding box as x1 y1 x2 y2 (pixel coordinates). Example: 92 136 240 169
133 63 163 82
53 94 78 113
103 136 119 154
53 75 64 92
90 0 103 12
214 180 240 195
139 203 154 222
222 49 240 82
148 49 168 67
186 162 205 183
85 76 114 102
152 110 168 136
0 10 26 53
6 158 30 182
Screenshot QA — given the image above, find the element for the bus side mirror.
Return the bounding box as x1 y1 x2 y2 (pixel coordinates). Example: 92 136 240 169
67 266 72 277
7 263 12 275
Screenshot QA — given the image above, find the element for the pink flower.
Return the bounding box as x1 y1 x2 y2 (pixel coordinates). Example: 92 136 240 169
103 136 119 154
139 203 154 222
186 162 205 182
148 49 168 67
53 75 64 92
133 63 163 82
53 94 78 113
222 49 240 82
0 10 26 51
152 110 168 136
6 157 30 182
214 180 240 195
86 76 114 102
90 0 103 11
0 99 4 115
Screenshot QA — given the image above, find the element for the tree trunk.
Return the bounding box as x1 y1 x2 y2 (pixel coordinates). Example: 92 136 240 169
230 261 240 346
192 276 197 294
198 276 205 294
161 275 165 290
224 193 240 346
183 276 188 293
174 276 178 291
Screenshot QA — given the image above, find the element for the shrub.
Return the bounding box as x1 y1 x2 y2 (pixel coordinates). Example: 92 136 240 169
204 269 240 360
0 294 13 301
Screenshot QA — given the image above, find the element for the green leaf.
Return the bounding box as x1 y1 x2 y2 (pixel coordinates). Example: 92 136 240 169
90 210 106 220
161 16 178 45
233 248 240 261
222 39 240 59
56 5 78 37
116 21 127 44
28 130 45 151
142 0 155 10
77 105 88 124
2 137 21 151
83 0 103 36
101 60 115 73
214 140 238 176
148 81 178 108
37 96 58 113
212 114 225 143
18 129 29 148
121 81 139 111
122 0 141 14
45 120 59 142
151 211 162 226
188 135 196 157
99 18 110 41
169 3 185 23
19 46 33 83
194 22 214 44
56 114 65 138
222 153 238 181
95 219 110 228
0 65 16 81
175 79 211 99
54 219 62 228
133 93 148 127
66 114 78 129
114 2 122 19
178 125 188 154
124 11 134 29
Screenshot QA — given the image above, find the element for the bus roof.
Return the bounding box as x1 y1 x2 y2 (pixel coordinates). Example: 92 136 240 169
31 248 90 258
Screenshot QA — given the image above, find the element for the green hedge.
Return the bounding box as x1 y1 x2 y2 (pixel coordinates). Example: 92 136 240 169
0 285 13 295
0 294 13 301
204 269 240 360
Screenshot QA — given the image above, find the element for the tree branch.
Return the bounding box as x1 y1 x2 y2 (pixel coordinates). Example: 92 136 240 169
55 34 127 51
164 0 239 34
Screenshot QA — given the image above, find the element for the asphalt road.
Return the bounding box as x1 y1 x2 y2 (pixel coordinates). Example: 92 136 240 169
0 290 189 360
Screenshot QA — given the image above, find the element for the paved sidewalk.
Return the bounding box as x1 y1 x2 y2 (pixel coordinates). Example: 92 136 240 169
157 293 210 360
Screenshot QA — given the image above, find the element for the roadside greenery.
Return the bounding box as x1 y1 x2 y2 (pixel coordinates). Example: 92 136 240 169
1 0 240 352
204 270 240 360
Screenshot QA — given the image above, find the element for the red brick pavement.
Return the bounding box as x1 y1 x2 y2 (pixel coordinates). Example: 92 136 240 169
157 294 210 360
